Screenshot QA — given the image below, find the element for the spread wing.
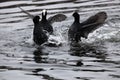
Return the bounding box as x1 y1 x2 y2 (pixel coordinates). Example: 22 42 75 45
81 12 107 28
18 6 67 24
18 6 34 19
81 22 102 38
48 14 67 24
81 12 107 38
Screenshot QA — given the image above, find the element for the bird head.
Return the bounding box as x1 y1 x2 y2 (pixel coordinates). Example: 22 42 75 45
42 9 47 17
33 16 40 23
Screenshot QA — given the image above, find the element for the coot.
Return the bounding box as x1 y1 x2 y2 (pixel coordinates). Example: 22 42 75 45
33 16 48 45
68 11 107 42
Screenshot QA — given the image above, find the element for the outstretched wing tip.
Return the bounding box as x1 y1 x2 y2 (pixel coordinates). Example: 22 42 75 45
48 14 67 24
18 6 34 19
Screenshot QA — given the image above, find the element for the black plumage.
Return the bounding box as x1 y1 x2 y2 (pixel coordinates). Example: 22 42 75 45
41 10 53 34
68 11 107 42
33 16 48 45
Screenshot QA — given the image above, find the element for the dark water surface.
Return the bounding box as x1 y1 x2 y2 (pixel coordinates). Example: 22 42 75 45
0 0 120 80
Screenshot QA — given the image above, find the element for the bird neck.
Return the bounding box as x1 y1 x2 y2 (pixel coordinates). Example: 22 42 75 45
33 21 39 24
41 16 47 22
74 16 80 23
34 23 39 28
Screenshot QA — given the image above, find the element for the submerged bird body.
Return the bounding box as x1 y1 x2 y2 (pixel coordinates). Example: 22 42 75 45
68 11 107 42
33 16 48 45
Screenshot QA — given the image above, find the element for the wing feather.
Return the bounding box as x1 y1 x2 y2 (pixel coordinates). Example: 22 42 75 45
18 6 34 19
81 12 107 38
48 14 67 24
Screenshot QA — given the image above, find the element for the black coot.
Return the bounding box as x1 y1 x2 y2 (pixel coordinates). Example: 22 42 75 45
33 16 48 45
68 11 107 42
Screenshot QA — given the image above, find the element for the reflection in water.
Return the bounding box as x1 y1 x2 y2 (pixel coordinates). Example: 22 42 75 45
33 47 49 63
69 42 107 59
32 68 44 73
33 46 84 66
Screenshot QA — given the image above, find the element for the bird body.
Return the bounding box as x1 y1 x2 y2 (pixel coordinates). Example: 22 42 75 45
33 16 48 45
